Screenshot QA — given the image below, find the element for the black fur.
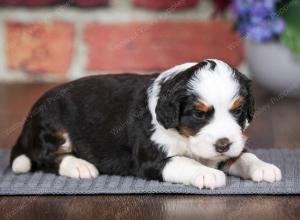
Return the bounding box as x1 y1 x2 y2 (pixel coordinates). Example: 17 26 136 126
11 74 170 180
231 67 255 128
155 61 208 129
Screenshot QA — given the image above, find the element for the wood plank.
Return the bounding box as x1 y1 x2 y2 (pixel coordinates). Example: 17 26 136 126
0 195 299 220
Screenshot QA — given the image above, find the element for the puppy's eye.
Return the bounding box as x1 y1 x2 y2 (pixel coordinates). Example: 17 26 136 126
192 110 205 120
232 107 243 116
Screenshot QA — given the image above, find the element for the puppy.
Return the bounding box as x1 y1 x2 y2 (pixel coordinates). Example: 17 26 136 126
10 59 281 189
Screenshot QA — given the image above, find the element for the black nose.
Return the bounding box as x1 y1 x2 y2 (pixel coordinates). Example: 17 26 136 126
214 138 231 153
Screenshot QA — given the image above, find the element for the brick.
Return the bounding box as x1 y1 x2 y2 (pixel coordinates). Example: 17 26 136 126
72 0 110 7
134 0 198 10
84 21 243 72
211 0 231 17
0 0 110 7
6 22 74 75
0 0 60 6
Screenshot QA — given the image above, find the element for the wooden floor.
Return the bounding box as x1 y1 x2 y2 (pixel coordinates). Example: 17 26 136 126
0 82 299 220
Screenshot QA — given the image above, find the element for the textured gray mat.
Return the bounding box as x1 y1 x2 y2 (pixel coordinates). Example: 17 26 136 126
0 149 299 195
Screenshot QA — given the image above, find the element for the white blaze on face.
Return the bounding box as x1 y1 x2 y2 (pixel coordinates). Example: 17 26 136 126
188 60 245 159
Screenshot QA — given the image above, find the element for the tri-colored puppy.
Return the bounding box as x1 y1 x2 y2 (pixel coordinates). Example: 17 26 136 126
11 59 281 189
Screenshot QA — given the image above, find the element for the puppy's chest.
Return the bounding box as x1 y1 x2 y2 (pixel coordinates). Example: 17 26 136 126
151 127 188 155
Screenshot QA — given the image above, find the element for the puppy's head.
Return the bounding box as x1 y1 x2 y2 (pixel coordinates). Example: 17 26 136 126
154 59 254 159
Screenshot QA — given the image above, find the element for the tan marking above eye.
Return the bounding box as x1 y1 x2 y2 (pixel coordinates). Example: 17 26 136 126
195 101 210 113
231 96 244 110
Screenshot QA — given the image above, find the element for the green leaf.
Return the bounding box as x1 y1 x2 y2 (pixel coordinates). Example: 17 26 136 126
279 0 300 26
281 24 300 56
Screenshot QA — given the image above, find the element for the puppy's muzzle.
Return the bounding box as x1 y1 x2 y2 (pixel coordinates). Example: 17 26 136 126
214 138 232 153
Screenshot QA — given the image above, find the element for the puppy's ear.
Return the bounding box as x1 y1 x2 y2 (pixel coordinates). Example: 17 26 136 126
156 92 181 129
155 61 208 129
155 73 188 129
246 81 255 123
231 66 255 126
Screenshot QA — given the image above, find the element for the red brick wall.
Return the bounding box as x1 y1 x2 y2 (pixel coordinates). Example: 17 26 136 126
85 21 243 72
6 22 74 75
4 20 242 77
0 0 109 7
134 0 198 10
0 1 244 81
0 0 200 8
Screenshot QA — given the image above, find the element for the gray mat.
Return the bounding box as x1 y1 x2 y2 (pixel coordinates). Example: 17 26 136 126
0 149 299 195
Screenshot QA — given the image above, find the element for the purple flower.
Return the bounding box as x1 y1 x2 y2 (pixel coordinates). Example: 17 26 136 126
231 0 285 42
246 23 273 42
233 0 251 14
272 18 285 34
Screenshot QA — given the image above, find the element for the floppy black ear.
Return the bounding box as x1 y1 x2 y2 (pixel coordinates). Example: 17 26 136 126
231 66 255 124
246 81 255 123
156 93 181 129
155 73 189 129
155 61 208 129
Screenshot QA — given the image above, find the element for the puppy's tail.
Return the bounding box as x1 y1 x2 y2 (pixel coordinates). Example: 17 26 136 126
10 139 32 174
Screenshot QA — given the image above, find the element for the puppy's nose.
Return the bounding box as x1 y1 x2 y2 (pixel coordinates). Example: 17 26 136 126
214 138 231 153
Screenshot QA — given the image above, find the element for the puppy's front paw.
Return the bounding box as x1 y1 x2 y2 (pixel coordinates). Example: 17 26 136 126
194 168 226 190
59 155 99 179
249 162 281 183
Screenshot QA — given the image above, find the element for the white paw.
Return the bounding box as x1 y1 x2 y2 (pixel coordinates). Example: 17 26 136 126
194 168 226 190
249 162 282 183
59 155 99 179
12 154 32 174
